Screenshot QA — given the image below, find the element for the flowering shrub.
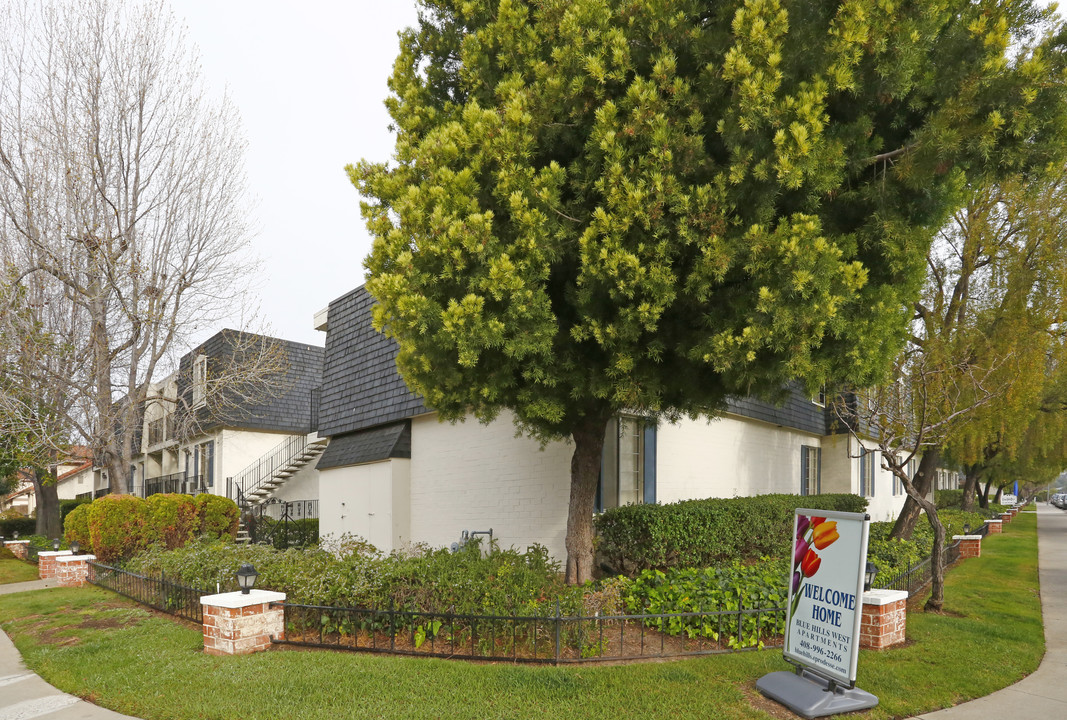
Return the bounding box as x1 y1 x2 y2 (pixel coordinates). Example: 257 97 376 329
144 494 199 550
63 503 92 549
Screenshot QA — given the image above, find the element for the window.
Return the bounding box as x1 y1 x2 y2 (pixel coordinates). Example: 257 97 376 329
811 386 827 407
596 416 656 511
192 440 214 488
801 445 821 496
860 449 876 497
192 354 207 409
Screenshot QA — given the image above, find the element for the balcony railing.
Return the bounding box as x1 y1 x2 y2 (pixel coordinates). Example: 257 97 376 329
143 473 205 498
146 415 175 447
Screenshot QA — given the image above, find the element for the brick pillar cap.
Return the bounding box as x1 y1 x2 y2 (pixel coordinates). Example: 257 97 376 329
985 519 1002 524
2 540 30 545
862 589 909 605
953 535 983 540
200 589 287 608
37 550 74 557
56 554 96 563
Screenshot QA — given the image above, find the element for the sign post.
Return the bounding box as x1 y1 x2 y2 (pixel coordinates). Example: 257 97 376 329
757 509 878 718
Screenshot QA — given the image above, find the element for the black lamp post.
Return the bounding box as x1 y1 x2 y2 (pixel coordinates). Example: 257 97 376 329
236 563 259 594
52 538 61 551
963 522 971 535
70 540 80 555
12 530 18 540
864 561 878 592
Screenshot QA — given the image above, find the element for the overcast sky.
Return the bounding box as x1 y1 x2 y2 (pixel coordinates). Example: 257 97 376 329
168 0 420 347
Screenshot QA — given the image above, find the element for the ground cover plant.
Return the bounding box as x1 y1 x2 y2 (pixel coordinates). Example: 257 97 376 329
0 512 1041 720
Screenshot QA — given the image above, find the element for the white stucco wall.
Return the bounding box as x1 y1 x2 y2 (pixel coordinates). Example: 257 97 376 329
655 413 821 502
819 434 906 522
318 459 410 551
409 412 575 561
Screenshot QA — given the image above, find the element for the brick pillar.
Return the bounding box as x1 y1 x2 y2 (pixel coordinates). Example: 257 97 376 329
985 519 1002 534
37 550 73 579
953 535 982 559
1002 512 1013 525
55 554 96 587
860 589 909 649
2 540 30 560
200 590 286 656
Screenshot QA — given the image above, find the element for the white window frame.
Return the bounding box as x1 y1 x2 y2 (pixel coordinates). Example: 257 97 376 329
192 354 207 409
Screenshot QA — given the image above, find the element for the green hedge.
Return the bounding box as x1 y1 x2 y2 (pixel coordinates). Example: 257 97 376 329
59 498 90 524
0 517 36 538
250 517 318 549
88 495 148 562
194 494 239 541
144 494 199 550
595 493 868 574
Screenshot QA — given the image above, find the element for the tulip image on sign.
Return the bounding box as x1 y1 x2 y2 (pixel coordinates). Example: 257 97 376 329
789 516 840 638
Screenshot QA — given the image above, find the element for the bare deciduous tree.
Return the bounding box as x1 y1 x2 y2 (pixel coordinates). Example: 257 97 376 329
0 0 261 495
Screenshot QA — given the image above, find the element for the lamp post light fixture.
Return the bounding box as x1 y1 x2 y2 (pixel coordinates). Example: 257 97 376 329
70 541 80 555
963 522 971 535
52 538 61 551
864 561 878 592
236 563 259 594
12 531 18 540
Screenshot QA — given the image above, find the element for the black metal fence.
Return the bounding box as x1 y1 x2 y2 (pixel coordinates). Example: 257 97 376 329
874 539 963 594
143 473 206 498
87 561 208 624
271 599 787 664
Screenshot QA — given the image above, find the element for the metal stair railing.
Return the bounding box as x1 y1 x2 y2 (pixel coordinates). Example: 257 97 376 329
228 433 323 507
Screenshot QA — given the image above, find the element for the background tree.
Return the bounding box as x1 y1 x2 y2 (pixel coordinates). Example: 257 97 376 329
356 0 1067 582
0 0 260 494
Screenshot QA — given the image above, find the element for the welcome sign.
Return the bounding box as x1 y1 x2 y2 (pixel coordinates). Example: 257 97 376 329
784 509 870 685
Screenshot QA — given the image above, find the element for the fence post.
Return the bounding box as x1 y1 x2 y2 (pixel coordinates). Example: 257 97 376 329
389 598 396 652
554 599 561 664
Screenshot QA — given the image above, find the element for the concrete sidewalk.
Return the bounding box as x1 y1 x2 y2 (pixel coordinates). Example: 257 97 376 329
908 502 1067 719
0 579 140 720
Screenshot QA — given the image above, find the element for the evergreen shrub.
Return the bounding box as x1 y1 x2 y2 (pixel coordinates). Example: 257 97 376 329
0 517 35 538
62 504 92 549
594 493 868 574
87 495 147 562
59 498 90 523
144 494 199 550
194 494 239 540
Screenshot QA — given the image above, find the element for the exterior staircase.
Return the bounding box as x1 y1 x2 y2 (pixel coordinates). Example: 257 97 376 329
230 433 328 542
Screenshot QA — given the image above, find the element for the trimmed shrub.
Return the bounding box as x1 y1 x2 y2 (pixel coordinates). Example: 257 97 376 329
59 498 90 524
251 517 319 549
144 494 199 550
0 546 15 560
595 493 868 574
935 489 963 508
0 517 36 538
87 495 147 562
194 494 239 541
63 503 92 551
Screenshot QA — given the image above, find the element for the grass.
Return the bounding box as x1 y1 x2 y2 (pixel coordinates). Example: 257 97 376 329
0 513 1042 720
0 557 40 584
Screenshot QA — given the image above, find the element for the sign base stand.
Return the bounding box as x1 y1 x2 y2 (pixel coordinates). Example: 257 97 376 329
756 669 878 719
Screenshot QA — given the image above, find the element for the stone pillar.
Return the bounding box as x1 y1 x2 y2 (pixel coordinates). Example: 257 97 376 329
2 540 30 560
953 535 981 559
1001 512 1012 525
37 550 73 579
55 554 96 587
860 589 909 649
985 519 1002 535
200 590 286 656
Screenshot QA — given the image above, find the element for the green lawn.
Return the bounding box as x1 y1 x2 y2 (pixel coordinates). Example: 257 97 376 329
0 514 1042 720
0 558 40 584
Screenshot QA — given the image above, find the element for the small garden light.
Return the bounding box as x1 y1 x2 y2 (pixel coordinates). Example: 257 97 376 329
70 540 80 555
52 538 61 551
864 561 878 592
236 563 259 594
12 531 18 539
963 522 971 535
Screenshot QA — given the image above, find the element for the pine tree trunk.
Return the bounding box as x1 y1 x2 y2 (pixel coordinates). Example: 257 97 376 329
890 447 941 540
565 414 609 585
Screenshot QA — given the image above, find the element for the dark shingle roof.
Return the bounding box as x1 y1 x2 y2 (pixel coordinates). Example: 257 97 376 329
177 330 324 434
317 421 411 470
725 385 828 436
318 286 427 437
